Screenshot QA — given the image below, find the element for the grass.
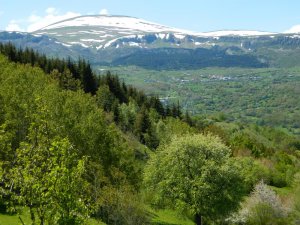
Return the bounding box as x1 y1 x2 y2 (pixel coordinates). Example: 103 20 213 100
148 208 194 225
271 186 293 197
0 207 194 225
0 210 106 225
0 210 31 225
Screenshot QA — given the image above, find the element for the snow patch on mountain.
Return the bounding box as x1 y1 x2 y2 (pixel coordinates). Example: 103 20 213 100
197 30 276 37
39 15 194 35
80 38 105 43
33 15 280 50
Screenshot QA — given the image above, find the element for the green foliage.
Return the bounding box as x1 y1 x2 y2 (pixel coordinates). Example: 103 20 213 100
156 117 196 145
144 134 246 223
5 104 91 224
96 85 117 112
111 47 267 70
291 173 300 223
0 41 299 224
94 186 149 225
0 54 144 223
118 100 138 132
0 42 98 94
10 138 90 224
50 69 81 91
238 157 271 192
134 106 151 143
269 151 296 188
109 66 300 135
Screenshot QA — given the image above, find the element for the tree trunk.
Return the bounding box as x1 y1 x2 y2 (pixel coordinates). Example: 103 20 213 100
29 206 35 224
195 213 202 225
18 216 25 225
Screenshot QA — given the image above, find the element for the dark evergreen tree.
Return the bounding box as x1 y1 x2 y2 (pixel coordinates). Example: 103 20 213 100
134 105 150 143
183 110 193 126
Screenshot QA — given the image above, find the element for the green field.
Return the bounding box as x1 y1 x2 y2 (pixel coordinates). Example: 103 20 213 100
0 211 104 225
97 66 300 135
0 208 194 225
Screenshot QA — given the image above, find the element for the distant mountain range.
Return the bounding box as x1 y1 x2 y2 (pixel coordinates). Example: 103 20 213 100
33 15 276 49
1 15 300 69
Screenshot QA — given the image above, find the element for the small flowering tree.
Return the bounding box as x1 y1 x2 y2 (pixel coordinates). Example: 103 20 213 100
228 180 288 224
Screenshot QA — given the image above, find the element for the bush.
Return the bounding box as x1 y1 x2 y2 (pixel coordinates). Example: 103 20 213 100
227 180 289 225
94 186 149 225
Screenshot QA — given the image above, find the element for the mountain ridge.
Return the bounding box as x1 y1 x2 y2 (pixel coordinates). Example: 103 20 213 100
35 15 277 36
30 15 283 52
2 14 300 69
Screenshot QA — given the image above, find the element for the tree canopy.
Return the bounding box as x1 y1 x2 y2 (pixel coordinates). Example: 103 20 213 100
144 134 246 225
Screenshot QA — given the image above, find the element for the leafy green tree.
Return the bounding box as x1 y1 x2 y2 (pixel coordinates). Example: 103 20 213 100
156 117 195 145
95 186 149 225
144 134 246 225
8 117 90 225
118 100 138 132
0 87 91 224
50 69 81 91
96 85 116 112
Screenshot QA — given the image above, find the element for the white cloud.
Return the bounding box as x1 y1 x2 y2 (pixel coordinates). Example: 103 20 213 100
284 25 300 33
99 9 109 15
28 14 41 23
45 7 58 15
5 7 81 32
6 20 24 32
26 7 81 32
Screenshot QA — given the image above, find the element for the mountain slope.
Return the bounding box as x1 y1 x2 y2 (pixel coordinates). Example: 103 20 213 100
0 31 88 58
33 15 275 50
33 15 195 49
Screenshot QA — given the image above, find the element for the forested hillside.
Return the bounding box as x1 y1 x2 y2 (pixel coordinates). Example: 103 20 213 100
0 43 299 225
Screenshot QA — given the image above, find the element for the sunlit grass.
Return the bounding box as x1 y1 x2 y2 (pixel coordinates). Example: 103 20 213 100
148 208 194 225
0 210 106 225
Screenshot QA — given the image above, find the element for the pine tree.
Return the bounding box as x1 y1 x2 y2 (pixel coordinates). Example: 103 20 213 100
134 105 150 143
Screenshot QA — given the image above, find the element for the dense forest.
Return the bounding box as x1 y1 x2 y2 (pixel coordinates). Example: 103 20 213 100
0 42 299 225
109 47 267 70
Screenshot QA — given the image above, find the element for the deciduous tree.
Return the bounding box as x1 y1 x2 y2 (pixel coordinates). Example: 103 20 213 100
144 134 245 225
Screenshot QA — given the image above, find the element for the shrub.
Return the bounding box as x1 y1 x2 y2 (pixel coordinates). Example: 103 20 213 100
227 180 289 225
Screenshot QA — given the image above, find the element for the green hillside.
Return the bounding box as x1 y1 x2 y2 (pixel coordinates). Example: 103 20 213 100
0 43 299 225
99 66 300 136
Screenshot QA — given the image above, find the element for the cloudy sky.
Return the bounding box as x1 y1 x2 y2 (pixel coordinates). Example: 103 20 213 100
1 0 300 33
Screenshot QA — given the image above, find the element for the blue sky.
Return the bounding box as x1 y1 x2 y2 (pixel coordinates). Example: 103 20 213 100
1 0 300 33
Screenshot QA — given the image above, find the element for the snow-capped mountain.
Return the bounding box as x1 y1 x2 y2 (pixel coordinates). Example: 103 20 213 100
39 15 194 34
33 15 194 49
3 15 300 70
32 15 276 50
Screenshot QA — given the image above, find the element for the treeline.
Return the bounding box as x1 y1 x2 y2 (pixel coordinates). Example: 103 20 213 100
97 72 182 118
271 36 300 48
0 42 97 94
111 47 268 70
0 42 185 115
96 72 190 148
